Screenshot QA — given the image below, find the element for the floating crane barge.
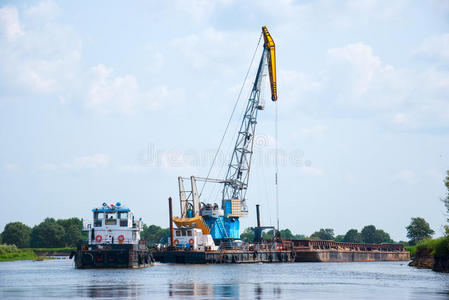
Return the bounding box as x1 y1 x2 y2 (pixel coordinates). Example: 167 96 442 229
153 26 410 264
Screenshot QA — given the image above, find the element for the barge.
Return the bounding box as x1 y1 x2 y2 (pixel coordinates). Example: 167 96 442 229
291 240 410 262
72 202 154 268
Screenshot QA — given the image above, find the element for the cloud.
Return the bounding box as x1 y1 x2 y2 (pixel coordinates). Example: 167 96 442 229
0 2 82 94
41 154 110 171
393 170 418 185
327 42 383 96
172 0 234 23
24 0 59 20
87 65 140 114
296 125 327 138
4 163 20 172
415 33 449 63
86 64 184 114
300 166 323 176
0 6 23 40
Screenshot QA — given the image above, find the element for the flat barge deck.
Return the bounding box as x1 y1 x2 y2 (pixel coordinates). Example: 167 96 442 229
292 240 410 262
153 240 409 264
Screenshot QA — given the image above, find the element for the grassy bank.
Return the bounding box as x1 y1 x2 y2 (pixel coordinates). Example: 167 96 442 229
0 244 37 262
0 244 76 262
405 246 416 256
23 247 75 252
416 237 449 258
410 237 449 272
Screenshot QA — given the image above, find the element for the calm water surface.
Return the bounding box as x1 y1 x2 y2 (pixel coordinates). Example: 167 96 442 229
0 259 448 299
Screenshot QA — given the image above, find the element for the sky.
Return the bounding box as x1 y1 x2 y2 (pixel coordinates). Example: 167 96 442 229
0 0 448 241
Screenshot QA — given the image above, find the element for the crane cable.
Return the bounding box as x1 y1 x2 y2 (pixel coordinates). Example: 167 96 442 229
275 99 280 232
199 32 263 198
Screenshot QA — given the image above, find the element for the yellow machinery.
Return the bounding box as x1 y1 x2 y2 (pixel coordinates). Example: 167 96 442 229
262 26 277 101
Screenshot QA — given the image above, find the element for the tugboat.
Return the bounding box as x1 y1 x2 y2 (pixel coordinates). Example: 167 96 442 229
72 202 154 268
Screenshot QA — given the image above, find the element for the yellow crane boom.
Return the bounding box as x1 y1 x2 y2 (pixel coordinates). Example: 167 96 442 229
262 26 277 101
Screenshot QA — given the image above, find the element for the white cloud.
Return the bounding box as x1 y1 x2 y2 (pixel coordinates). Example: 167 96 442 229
415 33 449 62
41 154 110 171
171 28 256 73
0 6 24 40
87 64 184 114
297 125 327 138
87 64 140 114
393 170 418 185
172 0 234 22
4 163 20 172
0 2 82 94
300 166 323 176
328 43 382 95
24 0 59 20
393 113 408 125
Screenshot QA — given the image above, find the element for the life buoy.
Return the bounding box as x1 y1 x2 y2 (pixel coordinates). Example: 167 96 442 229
174 239 179 246
118 235 125 243
95 235 102 243
189 238 194 245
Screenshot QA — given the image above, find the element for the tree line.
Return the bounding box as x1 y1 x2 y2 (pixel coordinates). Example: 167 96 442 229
0 217 171 249
0 215 436 249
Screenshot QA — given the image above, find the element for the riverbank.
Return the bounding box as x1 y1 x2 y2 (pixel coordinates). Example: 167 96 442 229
0 244 74 262
408 237 449 273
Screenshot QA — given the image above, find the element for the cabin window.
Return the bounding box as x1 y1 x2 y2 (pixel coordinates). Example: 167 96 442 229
182 231 187 236
187 230 192 236
176 230 181 236
94 212 104 219
106 213 116 219
120 220 128 227
118 212 128 220
94 220 102 227
105 219 117 225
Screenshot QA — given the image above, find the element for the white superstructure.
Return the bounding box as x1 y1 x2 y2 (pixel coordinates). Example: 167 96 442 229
173 227 218 251
83 202 143 245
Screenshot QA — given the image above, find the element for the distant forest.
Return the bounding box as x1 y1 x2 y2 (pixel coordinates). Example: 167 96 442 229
1 216 409 249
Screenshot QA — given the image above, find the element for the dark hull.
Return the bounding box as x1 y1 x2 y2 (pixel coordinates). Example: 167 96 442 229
292 240 410 262
294 250 410 262
73 244 154 269
153 250 295 264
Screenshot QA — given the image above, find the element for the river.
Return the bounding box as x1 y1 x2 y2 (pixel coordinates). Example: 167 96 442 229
0 260 448 299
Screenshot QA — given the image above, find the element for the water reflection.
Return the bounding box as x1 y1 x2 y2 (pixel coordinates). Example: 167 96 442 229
168 282 284 299
77 283 141 298
168 282 239 298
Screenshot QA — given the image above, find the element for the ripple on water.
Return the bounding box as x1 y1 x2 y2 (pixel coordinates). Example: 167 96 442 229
0 260 448 299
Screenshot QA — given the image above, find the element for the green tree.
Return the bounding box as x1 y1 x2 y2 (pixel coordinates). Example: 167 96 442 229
142 224 169 246
293 233 307 240
444 170 449 235
57 217 85 246
262 230 274 240
361 225 393 243
280 229 294 239
65 224 82 247
30 218 66 248
374 229 393 243
1 222 32 248
406 217 434 245
361 225 377 243
335 235 345 242
343 229 362 243
240 227 255 242
310 228 334 240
